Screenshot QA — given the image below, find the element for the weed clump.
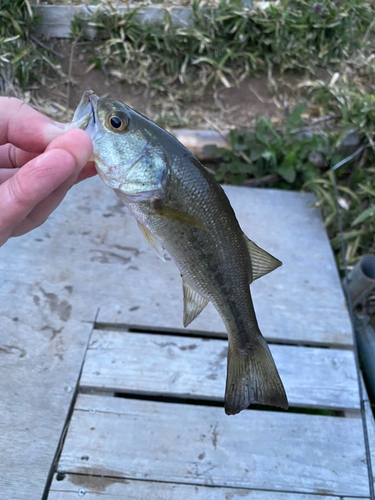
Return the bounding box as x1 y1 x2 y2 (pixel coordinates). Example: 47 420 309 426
0 0 61 92
73 0 375 97
213 103 375 269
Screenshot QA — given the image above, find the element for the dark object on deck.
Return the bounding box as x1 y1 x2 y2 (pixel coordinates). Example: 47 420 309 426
344 255 375 307
355 314 375 404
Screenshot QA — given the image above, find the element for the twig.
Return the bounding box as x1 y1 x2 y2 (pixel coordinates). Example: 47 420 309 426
213 91 240 114
289 114 339 134
67 41 76 110
243 174 282 187
248 83 274 105
362 18 375 45
311 114 340 125
30 35 63 58
332 143 371 171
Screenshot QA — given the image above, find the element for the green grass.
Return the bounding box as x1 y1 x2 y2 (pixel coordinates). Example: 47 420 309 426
214 103 327 186
306 169 375 270
307 80 375 144
212 103 375 270
0 0 62 91
72 0 375 99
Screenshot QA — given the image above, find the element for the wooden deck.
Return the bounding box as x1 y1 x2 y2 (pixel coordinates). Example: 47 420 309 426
0 176 373 499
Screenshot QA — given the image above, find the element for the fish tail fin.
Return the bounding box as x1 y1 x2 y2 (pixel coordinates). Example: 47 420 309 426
225 335 288 415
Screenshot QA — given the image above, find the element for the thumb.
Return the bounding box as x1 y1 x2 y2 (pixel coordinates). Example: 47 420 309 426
46 128 93 173
0 129 93 243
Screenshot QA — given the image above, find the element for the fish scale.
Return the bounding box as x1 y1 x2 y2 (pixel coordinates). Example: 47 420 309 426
72 89 288 415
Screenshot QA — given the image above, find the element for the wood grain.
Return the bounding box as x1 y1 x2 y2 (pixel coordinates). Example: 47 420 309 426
0 148 362 500
58 394 370 497
0 177 352 346
33 5 194 38
80 329 359 411
94 183 353 346
0 280 94 500
49 473 359 500
173 129 230 159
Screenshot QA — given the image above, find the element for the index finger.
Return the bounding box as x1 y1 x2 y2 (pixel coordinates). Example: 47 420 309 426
0 97 65 153
0 144 37 169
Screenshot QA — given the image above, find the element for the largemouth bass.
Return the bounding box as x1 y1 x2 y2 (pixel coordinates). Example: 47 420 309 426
72 90 288 415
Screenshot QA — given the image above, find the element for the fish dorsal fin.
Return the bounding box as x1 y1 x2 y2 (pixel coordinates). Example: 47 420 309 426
182 279 209 328
245 236 282 282
137 221 165 261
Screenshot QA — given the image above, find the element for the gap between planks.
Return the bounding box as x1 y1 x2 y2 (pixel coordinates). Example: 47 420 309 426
48 473 367 500
94 322 355 350
10 178 351 348
79 329 360 412
79 389 349 418
56 394 370 497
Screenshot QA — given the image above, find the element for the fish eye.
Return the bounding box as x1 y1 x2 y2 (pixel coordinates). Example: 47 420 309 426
107 112 128 133
110 116 122 128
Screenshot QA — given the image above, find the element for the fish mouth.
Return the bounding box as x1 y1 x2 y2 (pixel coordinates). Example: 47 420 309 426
71 90 98 131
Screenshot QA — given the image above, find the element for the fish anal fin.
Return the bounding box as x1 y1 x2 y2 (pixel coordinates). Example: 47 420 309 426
225 336 288 415
245 236 282 282
137 221 165 261
182 279 209 328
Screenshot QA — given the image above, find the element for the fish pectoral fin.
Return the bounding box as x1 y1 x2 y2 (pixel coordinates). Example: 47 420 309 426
244 236 282 282
137 221 165 261
154 203 205 230
225 336 288 415
182 279 209 327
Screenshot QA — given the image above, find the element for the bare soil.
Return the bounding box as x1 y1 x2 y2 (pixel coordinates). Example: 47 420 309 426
34 39 288 130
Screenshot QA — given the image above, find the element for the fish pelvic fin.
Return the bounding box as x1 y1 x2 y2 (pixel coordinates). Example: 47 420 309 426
137 221 165 261
225 336 288 415
182 279 209 327
244 236 282 282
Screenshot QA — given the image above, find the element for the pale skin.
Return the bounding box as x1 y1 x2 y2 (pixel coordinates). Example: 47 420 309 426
0 97 96 247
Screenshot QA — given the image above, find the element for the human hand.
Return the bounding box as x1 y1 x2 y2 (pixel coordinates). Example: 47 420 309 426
0 97 96 247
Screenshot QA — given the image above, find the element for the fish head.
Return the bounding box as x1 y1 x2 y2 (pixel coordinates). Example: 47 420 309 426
72 90 152 192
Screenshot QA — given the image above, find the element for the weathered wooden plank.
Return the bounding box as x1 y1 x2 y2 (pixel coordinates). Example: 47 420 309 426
173 129 230 159
33 3 258 39
48 473 358 500
365 398 375 490
0 279 95 500
0 177 352 345
58 394 369 497
81 330 359 410
93 182 351 346
32 5 194 38
361 365 375 491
